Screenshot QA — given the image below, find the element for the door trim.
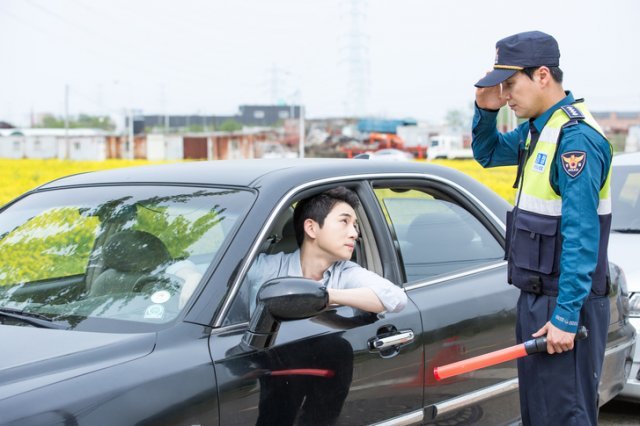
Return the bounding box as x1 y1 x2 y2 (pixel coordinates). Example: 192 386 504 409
430 378 519 418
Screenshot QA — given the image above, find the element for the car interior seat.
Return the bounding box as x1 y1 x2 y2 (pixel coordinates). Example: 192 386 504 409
267 216 299 254
89 230 172 297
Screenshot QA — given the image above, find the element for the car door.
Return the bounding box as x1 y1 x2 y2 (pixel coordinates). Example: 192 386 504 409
208 182 424 426
370 178 522 425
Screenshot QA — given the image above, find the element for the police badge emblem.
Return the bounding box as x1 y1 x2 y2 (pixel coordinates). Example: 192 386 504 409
561 151 587 178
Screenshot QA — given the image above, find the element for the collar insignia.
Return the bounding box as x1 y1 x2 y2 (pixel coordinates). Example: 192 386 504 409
561 151 587 178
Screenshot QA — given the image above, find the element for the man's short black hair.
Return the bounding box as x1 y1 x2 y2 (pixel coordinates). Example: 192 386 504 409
293 186 360 247
521 66 563 83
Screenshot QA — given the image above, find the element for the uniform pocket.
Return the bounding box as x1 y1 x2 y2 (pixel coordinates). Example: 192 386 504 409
511 213 560 274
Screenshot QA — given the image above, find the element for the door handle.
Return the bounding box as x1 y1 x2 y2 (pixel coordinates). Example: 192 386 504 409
369 329 414 351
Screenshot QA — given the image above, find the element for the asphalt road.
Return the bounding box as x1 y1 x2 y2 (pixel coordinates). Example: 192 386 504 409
599 399 640 425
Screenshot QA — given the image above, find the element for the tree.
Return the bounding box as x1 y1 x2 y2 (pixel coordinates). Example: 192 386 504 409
76 114 116 131
36 113 116 131
445 109 470 133
186 124 206 133
218 119 242 132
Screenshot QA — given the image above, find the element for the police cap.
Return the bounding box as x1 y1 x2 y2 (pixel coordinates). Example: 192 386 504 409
475 31 561 88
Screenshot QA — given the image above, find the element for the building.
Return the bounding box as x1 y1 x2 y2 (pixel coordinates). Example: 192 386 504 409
0 128 108 160
141 105 302 132
592 111 640 134
0 127 281 161
137 129 274 161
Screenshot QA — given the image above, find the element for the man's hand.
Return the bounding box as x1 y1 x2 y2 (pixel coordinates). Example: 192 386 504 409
532 321 576 354
475 80 506 110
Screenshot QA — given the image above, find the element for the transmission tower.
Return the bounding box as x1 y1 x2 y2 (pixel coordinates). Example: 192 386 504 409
340 0 370 118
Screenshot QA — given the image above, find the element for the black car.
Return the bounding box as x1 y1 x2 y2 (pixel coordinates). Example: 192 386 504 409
0 159 634 425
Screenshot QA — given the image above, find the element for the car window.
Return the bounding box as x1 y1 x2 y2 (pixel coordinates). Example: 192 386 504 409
0 186 253 330
373 186 503 282
611 166 640 231
223 189 374 326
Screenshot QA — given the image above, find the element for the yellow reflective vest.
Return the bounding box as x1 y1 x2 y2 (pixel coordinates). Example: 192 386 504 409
506 102 612 296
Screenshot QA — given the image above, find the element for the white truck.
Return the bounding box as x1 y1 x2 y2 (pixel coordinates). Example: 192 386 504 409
427 134 473 160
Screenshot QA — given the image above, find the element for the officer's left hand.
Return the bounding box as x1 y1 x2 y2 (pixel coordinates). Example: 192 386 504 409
532 321 576 354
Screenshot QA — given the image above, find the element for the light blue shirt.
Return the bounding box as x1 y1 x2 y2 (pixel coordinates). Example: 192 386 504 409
246 249 407 314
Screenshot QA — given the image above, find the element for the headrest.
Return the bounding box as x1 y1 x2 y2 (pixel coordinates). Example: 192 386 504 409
103 230 171 272
282 216 295 239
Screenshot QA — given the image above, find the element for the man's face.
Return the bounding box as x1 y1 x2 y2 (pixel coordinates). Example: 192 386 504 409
311 201 359 262
500 70 544 119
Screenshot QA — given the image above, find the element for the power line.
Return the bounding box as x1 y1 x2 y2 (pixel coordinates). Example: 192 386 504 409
21 0 233 85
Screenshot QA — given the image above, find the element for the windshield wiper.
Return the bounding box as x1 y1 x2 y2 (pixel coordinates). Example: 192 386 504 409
0 307 67 329
612 228 640 234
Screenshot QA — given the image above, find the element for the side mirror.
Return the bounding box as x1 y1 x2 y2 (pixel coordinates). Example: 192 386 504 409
242 277 329 349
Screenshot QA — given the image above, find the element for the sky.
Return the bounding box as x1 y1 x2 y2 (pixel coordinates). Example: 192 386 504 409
1 0 639 127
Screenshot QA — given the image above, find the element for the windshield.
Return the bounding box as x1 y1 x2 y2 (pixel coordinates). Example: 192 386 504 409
611 165 640 232
0 185 253 331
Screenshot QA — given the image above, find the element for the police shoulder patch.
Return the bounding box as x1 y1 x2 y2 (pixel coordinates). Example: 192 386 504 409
560 150 587 178
560 105 585 120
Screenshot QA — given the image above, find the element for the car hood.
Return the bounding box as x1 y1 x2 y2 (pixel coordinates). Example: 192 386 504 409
0 325 156 401
609 232 640 292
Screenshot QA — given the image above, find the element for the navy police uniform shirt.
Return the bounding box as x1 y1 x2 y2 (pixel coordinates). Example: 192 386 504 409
471 91 612 333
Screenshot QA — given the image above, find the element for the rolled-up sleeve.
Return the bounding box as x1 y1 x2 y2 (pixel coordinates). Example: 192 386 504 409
336 263 407 313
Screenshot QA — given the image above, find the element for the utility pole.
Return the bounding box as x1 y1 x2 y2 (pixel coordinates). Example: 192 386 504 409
299 105 305 158
64 84 70 160
128 109 134 160
160 83 168 134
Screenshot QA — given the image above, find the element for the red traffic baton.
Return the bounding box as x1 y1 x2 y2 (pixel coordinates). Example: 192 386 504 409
433 326 588 381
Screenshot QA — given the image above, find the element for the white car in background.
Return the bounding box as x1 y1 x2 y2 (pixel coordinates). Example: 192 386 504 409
609 151 640 401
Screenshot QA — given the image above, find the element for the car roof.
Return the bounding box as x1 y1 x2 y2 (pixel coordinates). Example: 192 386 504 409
38 158 458 189
34 158 511 219
613 151 640 166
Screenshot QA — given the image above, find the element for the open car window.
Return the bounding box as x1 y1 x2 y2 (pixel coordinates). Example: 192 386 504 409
0 185 253 331
373 186 504 283
223 186 379 326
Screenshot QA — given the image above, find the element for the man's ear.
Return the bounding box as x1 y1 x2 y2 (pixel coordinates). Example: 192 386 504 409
536 66 552 87
303 218 318 241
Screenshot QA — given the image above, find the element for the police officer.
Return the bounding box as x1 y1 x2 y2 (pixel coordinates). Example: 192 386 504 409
472 31 612 426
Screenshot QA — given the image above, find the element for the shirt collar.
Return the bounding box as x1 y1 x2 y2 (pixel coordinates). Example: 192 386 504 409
531 91 575 133
324 261 341 281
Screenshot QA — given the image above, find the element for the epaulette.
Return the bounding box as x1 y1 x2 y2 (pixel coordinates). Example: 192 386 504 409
560 104 585 120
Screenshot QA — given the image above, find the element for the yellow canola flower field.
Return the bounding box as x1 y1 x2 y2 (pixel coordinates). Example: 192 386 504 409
0 158 517 206
0 159 161 206
430 159 517 204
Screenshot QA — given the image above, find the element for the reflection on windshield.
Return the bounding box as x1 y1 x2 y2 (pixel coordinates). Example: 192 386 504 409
611 167 640 231
0 185 253 331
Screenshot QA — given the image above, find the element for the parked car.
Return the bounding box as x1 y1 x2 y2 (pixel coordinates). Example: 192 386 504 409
0 159 635 425
609 151 640 402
